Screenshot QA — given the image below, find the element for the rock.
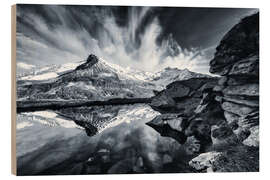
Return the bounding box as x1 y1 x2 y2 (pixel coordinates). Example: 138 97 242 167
75 54 99 70
223 95 259 107
107 159 133 174
209 145 259 172
97 149 111 163
221 101 256 117
233 127 251 142
227 76 259 86
242 125 259 147
228 55 259 76
167 117 185 132
211 124 239 146
218 77 228 86
175 97 201 115
189 151 222 171
163 154 173 164
165 84 191 98
199 81 218 92
238 111 259 129
224 111 240 124
150 77 218 114
213 85 224 92
228 120 239 130
222 84 259 97
209 63 232 76
146 116 187 144
147 113 186 132
194 103 208 114
184 119 212 150
183 136 201 155
150 94 176 111
133 156 145 173
209 13 259 75
215 95 223 102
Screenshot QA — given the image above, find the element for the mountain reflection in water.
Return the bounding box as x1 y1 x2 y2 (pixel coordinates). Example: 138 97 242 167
16 104 195 175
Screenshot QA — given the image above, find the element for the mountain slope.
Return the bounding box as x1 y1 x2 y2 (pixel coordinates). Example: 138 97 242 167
17 55 157 101
17 54 211 101
150 67 211 90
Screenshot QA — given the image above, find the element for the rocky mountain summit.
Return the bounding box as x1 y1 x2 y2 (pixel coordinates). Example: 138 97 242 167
147 12 259 172
17 54 157 101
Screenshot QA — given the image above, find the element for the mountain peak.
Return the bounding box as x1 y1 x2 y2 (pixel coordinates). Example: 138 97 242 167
75 54 99 70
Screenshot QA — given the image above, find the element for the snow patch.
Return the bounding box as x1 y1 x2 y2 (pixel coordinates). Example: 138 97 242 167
17 62 35 70
21 72 58 80
56 62 82 73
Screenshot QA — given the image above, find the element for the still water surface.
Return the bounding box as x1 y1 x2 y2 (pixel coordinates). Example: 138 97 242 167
16 104 194 175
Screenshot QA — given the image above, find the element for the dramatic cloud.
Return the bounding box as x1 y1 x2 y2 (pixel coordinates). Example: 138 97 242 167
16 5 257 74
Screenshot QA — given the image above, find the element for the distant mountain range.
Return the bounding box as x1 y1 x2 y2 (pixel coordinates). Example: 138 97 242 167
17 54 210 101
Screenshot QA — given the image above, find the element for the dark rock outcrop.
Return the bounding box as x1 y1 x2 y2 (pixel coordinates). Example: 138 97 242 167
209 13 259 76
147 12 259 173
75 54 99 70
209 13 259 148
188 12 259 173
150 77 218 115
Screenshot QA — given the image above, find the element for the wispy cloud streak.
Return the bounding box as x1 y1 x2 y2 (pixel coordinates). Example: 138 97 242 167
16 5 252 74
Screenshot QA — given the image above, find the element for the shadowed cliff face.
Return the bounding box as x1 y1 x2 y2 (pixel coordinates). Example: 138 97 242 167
209 12 259 76
209 12 259 148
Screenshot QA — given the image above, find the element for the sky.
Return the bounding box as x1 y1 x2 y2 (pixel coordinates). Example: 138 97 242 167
16 4 258 74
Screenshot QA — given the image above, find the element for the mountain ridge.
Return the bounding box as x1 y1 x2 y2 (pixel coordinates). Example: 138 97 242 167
17 54 211 101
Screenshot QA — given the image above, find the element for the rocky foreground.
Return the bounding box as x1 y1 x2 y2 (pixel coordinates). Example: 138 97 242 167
147 12 259 172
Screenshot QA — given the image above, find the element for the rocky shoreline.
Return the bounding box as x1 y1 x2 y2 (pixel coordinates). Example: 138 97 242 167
147 12 259 172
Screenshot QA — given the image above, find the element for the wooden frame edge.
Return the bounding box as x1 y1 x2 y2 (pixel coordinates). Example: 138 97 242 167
11 4 17 176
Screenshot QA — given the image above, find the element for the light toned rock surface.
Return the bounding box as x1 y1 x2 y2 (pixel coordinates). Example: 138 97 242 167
167 117 184 132
189 151 222 171
222 101 256 116
243 126 259 147
224 111 240 124
222 84 259 96
223 96 259 107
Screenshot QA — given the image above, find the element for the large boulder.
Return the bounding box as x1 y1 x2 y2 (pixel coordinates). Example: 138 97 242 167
189 145 259 172
209 13 259 76
150 77 218 114
222 84 259 97
189 151 223 172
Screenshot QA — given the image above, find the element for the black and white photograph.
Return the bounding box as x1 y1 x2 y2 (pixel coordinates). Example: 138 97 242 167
13 4 259 175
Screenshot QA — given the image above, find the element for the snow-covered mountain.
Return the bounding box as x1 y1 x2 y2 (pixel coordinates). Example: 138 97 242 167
17 61 84 81
17 54 210 101
150 67 211 90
